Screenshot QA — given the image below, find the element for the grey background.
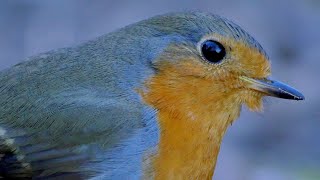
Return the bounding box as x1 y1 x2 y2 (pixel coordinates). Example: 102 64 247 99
0 0 319 179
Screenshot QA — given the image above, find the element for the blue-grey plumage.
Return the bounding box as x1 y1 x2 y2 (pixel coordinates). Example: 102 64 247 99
0 12 301 179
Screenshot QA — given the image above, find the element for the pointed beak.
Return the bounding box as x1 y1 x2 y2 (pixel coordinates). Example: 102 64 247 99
239 76 305 100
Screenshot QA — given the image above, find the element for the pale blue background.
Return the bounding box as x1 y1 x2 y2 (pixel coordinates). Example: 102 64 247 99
0 0 319 179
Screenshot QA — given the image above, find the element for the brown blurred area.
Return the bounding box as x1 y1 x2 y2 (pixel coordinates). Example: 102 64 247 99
0 0 319 179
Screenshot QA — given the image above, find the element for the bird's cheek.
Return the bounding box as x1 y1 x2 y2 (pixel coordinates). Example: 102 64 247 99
239 90 264 112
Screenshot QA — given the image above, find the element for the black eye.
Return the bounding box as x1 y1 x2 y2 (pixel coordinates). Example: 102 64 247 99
201 40 226 63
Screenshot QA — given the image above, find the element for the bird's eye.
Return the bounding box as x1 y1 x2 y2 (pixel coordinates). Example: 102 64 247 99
201 40 226 63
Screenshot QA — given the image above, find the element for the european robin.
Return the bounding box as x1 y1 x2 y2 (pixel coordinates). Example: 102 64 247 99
0 12 304 179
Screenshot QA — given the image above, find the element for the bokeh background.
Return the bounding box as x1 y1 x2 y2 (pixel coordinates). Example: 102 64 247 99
0 0 319 179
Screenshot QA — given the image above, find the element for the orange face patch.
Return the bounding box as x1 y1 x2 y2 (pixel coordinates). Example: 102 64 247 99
139 34 271 179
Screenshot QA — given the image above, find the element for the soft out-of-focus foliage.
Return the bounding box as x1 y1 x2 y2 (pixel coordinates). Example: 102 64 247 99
0 0 318 179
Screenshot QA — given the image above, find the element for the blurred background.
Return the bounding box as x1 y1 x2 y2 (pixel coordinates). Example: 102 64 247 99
0 0 319 179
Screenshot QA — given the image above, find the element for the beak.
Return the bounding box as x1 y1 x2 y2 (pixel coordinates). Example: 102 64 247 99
239 76 305 100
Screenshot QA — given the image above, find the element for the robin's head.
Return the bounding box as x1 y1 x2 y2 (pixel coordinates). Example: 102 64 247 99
130 12 305 178
139 12 304 122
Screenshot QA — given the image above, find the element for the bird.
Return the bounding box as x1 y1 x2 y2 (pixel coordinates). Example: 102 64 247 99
0 12 304 179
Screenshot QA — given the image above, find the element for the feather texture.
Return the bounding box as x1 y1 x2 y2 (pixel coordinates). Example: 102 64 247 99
0 12 270 178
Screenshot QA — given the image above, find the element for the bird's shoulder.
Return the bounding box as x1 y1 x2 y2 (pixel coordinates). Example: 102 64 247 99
0 45 156 178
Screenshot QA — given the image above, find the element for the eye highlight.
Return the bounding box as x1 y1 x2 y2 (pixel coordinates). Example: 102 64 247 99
201 40 226 63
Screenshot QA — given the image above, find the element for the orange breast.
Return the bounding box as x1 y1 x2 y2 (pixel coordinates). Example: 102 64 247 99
140 60 242 179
